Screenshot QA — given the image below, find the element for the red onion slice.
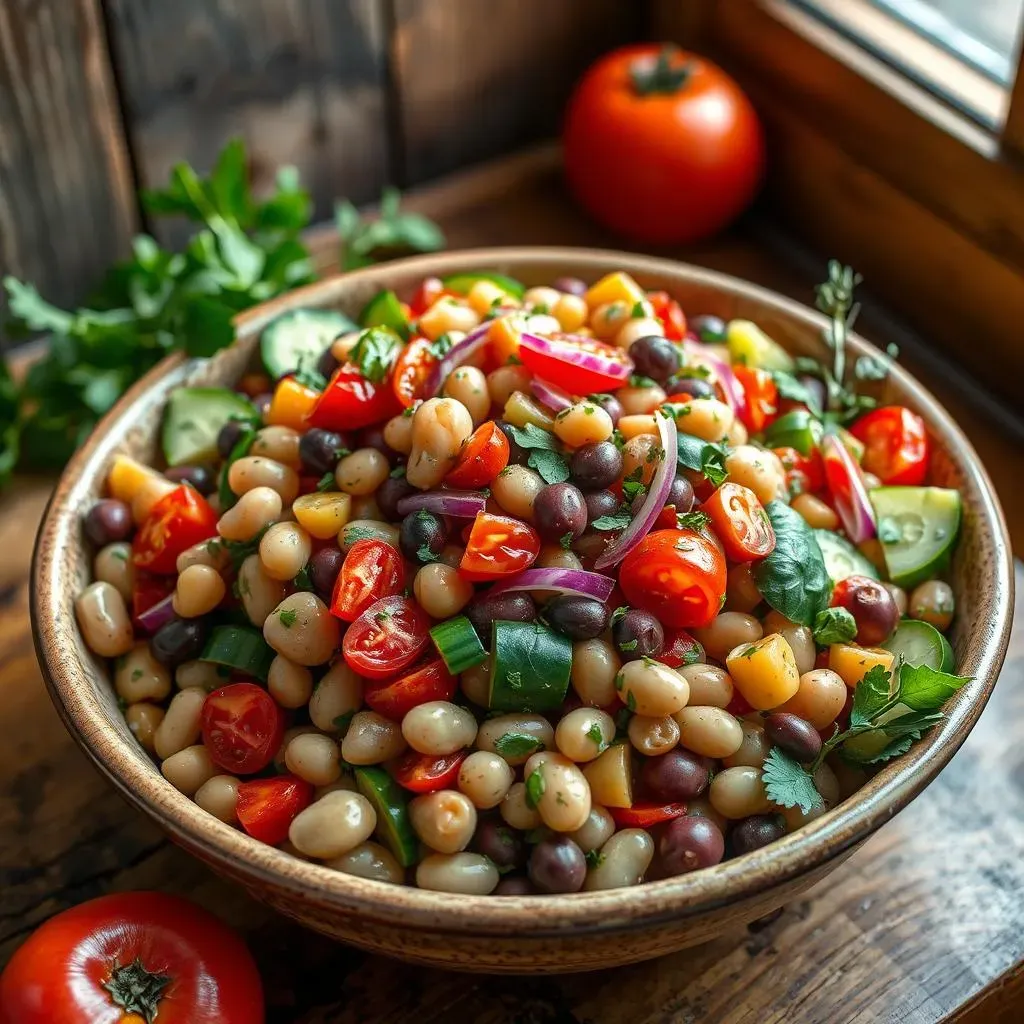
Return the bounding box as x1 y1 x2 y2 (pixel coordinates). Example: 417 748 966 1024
396 489 488 518
821 432 876 544
595 411 678 570
520 332 632 387
137 593 176 635
486 568 615 602
425 319 496 397
682 339 747 418
530 377 575 412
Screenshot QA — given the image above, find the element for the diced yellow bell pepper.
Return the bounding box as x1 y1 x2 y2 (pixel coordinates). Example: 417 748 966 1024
107 454 167 504
584 271 647 311
489 316 521 366
829 644 896 689
582 743 633 808
726 633 801 710
267 377 319 432
293 492 352 540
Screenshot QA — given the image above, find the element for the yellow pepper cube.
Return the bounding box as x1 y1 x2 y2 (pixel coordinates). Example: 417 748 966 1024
829 644 896 690
582 743 633 808
488 316 521 366
584 271 647 311
107 454 167 504
267 377 320 432
503 391 555 431
293 492 352 540
726 633 801 711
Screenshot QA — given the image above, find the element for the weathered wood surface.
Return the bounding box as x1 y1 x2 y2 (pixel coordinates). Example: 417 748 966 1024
1 150 1023 1023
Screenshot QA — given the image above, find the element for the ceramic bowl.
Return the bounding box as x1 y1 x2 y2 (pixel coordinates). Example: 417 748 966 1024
32 248 1013 972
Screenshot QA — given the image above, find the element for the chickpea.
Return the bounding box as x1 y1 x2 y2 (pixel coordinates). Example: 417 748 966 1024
535 544 583 570
552 293 588 333
228 456 299 506
409 789 478 853
628 714 680 756
615 414 657 440
457 751 514 809
761 610 816 676
500 781 543 830
416 852 499 894
94 542 134 602
153 687 206 760
459 660 491 707
115 643 172 704
289 790 377 859
331 447 388 498
883 582 908 617
491 464 545 520
442 366 490 425
125 702 164 752
620 434 661 486
792 492 839 530
709 766 773 819
194 774 240 823
487 364 532 408
615 316 664 351
413 563 473 619
341 711 406 765
524 752 592 832
218 487 282 542
678 664 733 709
555 707 615 762
176 539 229 573
589 301 632 339
523 285 561 311
75 582 134 659
584 829 654 891
553 402 614 447
263 592 340 666
402 701 477 756
909 580 955 631
173 564 226 618
309 661 363 732
692 612 763 662
327 841 403 883
258 522 312 582
379 412 413 456
616 385 667 416
476 713 554 767
161 744 216 795
617 659 689 718
419 298 481 341
726 562 763 613
236 554 286 629
407 397 474 489
723 717 772 768
285 732 342 786
724 445 788 505
568 805 615 854
571 638 622 707
673 398 735 442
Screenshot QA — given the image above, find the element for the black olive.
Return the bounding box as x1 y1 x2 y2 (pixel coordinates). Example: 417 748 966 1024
689 314 727 343
532 483 588 543
376 475 416 521
570 442 623 491
495 420 531 466
612 608 664 661
299 428 349 476
399 510 448 565
309 547 344 599
628 336 681 383
150 618 208 668
584 489 620 524
83 500 133 547
764 713 823 762
164 464 216 496
216 420 247 460
528 836 586 893
666 475 695 513
587 393 623 427
317 345 341 381
666 376 717 402
543 595 609 641
731 814 787 855
466 591 536 637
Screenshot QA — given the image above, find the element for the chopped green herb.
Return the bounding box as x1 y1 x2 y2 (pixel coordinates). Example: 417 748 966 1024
812 607 857 646
619 639 638 652
494 733 544 758
676 510 710 531
110 548 129 562
525 768 546 808
316 472 336 492
585 848 605 869
527 447 570 484
417 544 441 564
630 300 646 318
614 671 625 691
131 668 144 681
428 333 455 359
586 723 606 751
592 512 632 532
629 374 659 389
292 566 314 592
333 711 355 732
559 532 575 550
626 690 637 712
389 465 406 479
349 326 403 383
278 609 298 628
610 606 629 626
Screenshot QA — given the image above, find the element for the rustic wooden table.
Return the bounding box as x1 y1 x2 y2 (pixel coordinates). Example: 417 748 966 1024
2 148 1022 1023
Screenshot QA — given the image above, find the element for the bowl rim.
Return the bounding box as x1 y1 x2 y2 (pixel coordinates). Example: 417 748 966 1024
33 246 1014 936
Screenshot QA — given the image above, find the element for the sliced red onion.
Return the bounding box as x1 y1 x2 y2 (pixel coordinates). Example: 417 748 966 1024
530 377 574 412
595 411 678 570
396 489 488 518
682 339 747 418
425 319 496 397
486 568 615 602
520 332 632 387
137 593 176 634
821 432 876 544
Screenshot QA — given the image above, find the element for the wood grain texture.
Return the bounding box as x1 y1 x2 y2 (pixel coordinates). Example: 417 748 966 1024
103 0 389 243
389 0 641 184
0 0 138 327
1002 41 1024 158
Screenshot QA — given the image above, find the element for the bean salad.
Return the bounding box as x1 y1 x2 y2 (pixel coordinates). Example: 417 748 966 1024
75 265 968 895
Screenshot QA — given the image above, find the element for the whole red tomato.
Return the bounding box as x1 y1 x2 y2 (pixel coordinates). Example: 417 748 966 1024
0 892 263 1023
563 44 764 244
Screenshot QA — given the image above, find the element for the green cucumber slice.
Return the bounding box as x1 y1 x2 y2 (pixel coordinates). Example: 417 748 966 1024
883 619 955 672
354 766 418 868
441 271 525 300
260 308 356 380
200 625 275 683
359 290 409 335
726 319 795 372
430 616 488 674
488 620 571 712
763 409 823 455
814 529 880 585
869 486 962 588
161 387 256 468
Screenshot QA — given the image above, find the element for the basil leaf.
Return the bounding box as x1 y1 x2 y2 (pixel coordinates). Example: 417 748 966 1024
813 607 857 646
676 432 729 488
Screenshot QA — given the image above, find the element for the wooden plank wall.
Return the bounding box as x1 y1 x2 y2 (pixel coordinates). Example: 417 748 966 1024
0 0 642 335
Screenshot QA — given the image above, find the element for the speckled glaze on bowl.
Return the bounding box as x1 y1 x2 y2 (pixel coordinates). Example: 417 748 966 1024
32 249 1013 973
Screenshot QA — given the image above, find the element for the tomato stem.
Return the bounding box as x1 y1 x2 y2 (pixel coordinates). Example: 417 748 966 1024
630 46 694 96
103 958 172 1024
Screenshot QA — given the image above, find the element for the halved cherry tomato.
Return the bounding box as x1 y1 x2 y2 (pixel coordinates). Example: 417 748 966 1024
445 422 510 488
726 689 753 717
610 802 688 827
363 658 457 720
200 683 286 775
132 485 218 575
342 595 432 679
392 336 437 408
409 277 445 317
236 775 313 845
518 333 632 394
659 627 705 668
703 482 776 563
308 363 401 431
619 528 727 628
459 512 541 581
131 572 176 631
330 539 405 622
849 405 930 485
774 445 824 495
646 291 687 340
388 749 467 793
733 365 778 433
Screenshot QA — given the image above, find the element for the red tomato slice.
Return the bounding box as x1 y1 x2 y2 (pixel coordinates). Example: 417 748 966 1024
308 364 401 431
849 405 930 485
131 572 176 630
330 539 405 623
518 333 633 394
445 422 510 488
363 658 457 719
200 683 286 775
392 336 437 408
610 802 688 827
733 365 778 433
459 512 541 581
659 627 705 668
646 291 687 340
132 485 219 575
703 482 776 563
773 446 824 495
619 528 727 628
236 775 313 846
409 277 445 317
388 749 467 793
342 595 432 679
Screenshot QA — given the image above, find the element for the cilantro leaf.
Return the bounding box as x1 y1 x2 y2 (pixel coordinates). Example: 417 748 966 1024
506 422 559 451
528 448 570 484
292 566 314 592
525 768 546 808
349 326 403 383
813 607 857 646
417 544 441 564
592 512 632 532
629 374 659 388
850 664 894 728
559 532 575 550
762 748 822 813
584 849 605 869
898 663 970 713
279 609 298 628
494 733 544 758
676 432 729 488
316 472 336 492
586 722 607 752
676 510 710 531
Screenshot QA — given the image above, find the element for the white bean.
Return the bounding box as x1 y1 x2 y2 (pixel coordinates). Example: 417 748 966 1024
457 751 514 809
263 592 340 666
217 487 282 542
584 829 654 890
94 543 134 602
288 790 377 859
173 564 226 618
267 655 314 709
476 714 553 766
407 397 474 489
627 714 680 756
413 563 473 619
341 711 406 765
554 707 614 762
571 638 622 707
161 744 216 795
335 448 390 497
553 402 614 447
326 841 403 883
153 687 207 760
409 789 478 853
228 456 299 505
115 643 172 704
258 521 312 582
75 582 134 658
401 701 477 756
500 782 542 830
251 425 301 468
194 774 240 823
617 659 690 717
523 752 591 832
285 732 342 786
568 805 615 854
309 661 364 732
125 703 164 752
415 852 499 894
443 366 490 425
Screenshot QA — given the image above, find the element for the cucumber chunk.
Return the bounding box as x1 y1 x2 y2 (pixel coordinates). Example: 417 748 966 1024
441 271 525 300
883 619 955 672
869 486 962 588
161 387 256 467
814 529 880 585
354 766 419 868
488 620 571 712
260 308 356 380
763 409 823 455
726 319 795 372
